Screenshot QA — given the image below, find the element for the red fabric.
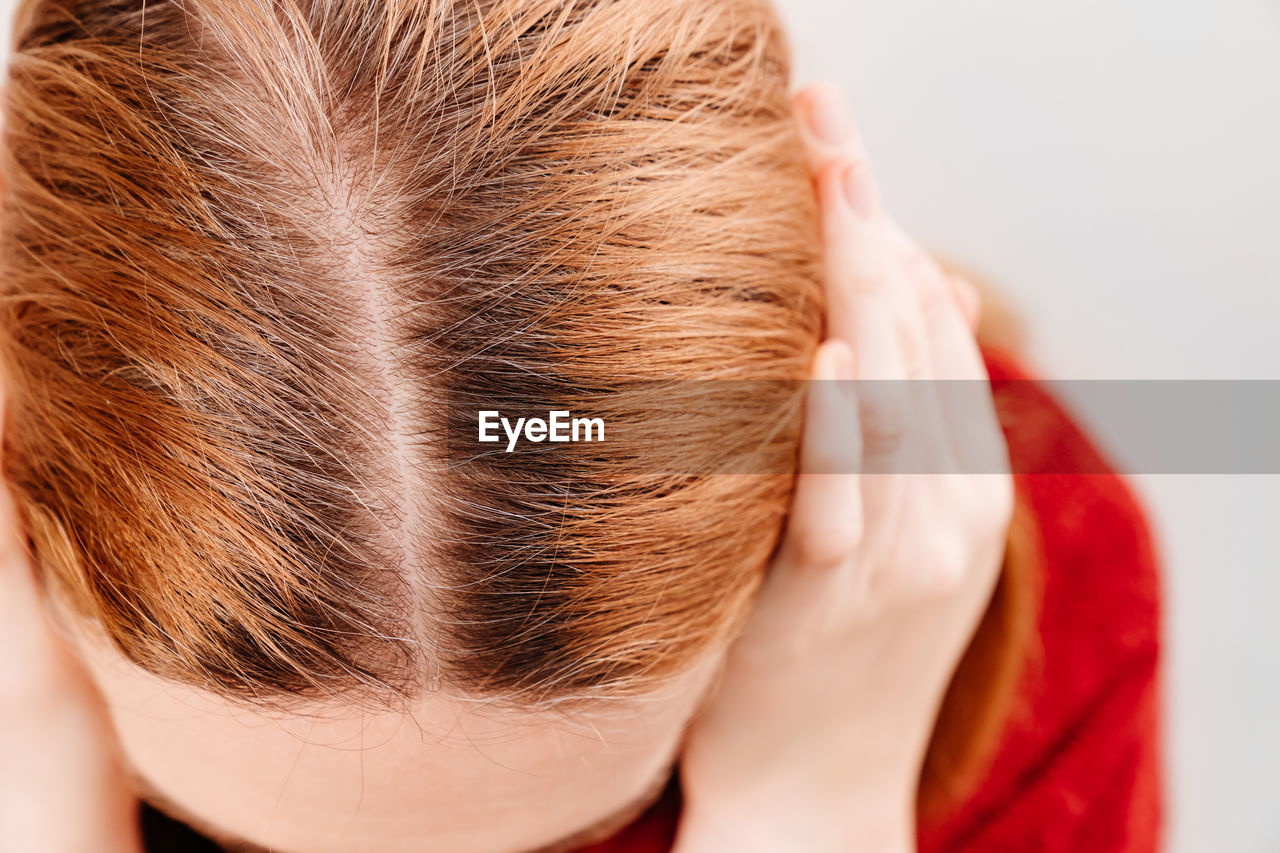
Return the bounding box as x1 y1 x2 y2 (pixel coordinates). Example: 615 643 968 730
580 349 1164 853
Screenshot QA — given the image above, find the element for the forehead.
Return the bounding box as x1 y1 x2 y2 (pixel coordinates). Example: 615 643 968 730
79 637 716 853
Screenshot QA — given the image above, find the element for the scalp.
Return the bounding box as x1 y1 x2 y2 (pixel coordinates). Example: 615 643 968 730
1 0 822 707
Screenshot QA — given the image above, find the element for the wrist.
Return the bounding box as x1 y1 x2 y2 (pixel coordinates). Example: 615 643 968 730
674 766 916 853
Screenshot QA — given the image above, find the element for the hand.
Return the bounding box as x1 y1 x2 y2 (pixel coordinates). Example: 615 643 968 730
675 83 1013 853
0 407 141 851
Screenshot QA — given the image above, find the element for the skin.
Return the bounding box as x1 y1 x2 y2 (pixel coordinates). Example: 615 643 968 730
0 83 1007 853
66 633 717 853
674 82 1008 853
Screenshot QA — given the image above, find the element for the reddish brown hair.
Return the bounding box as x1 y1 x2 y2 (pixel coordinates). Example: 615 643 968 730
1 0 1032 817
3 0 821 702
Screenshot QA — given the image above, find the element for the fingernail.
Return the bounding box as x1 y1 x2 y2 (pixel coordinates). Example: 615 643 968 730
804 86 852 144
842 162 874 219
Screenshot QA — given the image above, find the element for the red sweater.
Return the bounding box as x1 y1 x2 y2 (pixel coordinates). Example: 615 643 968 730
580 349 1164 853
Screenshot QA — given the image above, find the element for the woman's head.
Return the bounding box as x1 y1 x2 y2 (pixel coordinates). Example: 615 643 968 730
2 0 819 847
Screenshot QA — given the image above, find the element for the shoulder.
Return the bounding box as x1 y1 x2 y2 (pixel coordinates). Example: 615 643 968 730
987 346 1161 670
920 348 1163 853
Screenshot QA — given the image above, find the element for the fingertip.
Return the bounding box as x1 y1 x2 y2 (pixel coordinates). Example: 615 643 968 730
812 338 855 382
792 82 823 119
795 81 853 145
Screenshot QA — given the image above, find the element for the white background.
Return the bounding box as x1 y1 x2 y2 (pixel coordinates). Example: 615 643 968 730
4 1 1278 850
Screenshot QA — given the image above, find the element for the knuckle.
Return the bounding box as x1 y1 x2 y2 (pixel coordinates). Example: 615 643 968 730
789 518 861 571
968 473 1016 534
817 157 849 193
918 273 952 320
919 535 970 595
897 324 930 379
850 267 893 297
844 154 873 189
858 386 907 460
863 426 904 462
919 563 968 599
